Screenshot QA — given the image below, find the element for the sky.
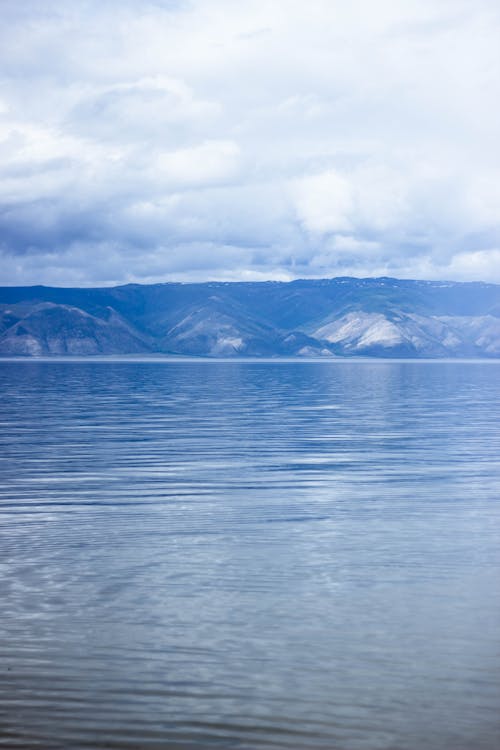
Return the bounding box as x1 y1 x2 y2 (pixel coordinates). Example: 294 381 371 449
1 0 500 287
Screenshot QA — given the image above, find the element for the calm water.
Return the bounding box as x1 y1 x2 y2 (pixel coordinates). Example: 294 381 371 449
1 359 500 750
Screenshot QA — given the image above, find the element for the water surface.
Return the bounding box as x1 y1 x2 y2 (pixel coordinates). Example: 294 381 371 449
1 359 500 749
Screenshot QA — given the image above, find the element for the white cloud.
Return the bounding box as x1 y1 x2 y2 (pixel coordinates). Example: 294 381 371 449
0 0 499 284
444 248 500 281
291 170 354 234
155 140 240 187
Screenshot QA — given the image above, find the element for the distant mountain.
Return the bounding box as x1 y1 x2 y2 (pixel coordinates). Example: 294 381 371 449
1 277 500 357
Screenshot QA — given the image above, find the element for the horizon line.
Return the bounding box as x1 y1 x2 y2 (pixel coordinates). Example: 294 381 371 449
0 275 498 290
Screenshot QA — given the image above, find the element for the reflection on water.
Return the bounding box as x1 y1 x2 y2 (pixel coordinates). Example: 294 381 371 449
1 359 500 749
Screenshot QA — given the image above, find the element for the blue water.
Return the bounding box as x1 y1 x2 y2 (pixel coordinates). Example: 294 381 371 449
1 359 500 749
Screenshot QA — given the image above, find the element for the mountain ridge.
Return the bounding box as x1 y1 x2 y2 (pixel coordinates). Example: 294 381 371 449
1 277 500 358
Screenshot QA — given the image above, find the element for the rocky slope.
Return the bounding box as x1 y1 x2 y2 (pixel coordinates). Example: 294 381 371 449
1 277 499 357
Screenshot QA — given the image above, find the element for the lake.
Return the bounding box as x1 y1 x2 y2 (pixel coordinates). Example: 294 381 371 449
1 359 499 749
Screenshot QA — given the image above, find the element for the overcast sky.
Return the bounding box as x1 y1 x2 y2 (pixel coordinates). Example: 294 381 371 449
1 0 500 286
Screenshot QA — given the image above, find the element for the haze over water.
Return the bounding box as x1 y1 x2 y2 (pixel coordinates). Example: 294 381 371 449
1 359 500 749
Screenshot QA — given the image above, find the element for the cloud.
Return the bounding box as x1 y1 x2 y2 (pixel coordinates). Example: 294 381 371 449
291 171 354 234
0 0 500 285
155 140 241 187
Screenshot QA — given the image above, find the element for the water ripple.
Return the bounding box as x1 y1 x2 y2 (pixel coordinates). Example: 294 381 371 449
1 360 500 749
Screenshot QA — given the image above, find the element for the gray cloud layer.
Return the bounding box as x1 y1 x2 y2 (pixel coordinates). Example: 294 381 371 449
1 0 500 285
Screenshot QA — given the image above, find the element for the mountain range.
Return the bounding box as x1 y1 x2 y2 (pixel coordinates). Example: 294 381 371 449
1 277 500 357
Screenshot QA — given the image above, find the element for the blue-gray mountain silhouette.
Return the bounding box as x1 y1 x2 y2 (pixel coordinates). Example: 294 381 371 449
1 277 500 357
